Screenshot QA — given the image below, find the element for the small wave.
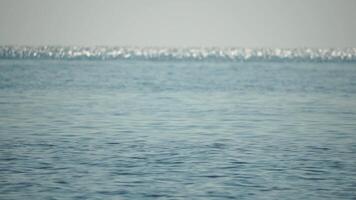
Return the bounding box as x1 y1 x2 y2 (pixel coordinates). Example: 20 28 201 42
0 46 356 62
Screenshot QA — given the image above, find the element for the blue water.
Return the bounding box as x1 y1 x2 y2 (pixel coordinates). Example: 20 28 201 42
1 59 356 199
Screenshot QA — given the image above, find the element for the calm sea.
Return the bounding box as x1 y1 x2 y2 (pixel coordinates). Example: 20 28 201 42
1 58 356 199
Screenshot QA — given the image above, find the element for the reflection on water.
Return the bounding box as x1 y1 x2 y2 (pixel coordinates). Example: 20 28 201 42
1 60 356 199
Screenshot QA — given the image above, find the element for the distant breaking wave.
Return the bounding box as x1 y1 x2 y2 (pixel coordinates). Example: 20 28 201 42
1 46 356 62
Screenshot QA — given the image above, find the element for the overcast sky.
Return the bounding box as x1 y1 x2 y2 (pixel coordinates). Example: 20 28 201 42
0 0 356 47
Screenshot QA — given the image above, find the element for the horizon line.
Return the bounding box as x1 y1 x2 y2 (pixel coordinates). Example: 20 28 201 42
1 45 356 49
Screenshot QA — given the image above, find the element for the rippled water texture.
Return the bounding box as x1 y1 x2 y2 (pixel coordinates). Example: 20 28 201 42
1 59 356 199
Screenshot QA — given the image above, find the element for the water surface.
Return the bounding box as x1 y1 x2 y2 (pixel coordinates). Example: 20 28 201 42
1 59 356 199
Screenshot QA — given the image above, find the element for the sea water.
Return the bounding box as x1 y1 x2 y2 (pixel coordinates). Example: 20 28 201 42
1 47 356 199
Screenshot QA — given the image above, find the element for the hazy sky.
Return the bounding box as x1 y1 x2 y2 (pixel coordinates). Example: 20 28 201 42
0 0 356 47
